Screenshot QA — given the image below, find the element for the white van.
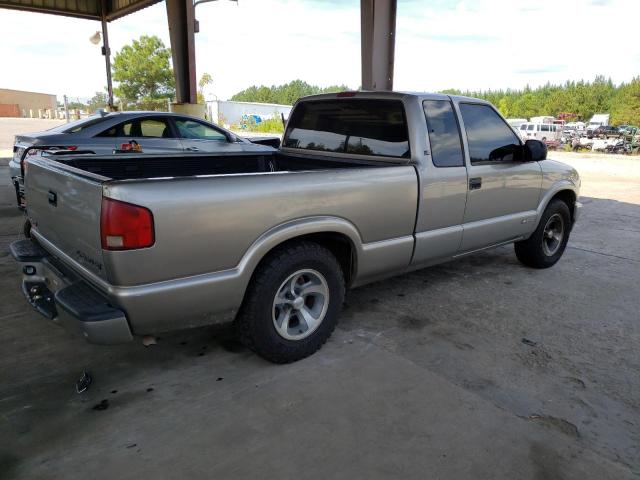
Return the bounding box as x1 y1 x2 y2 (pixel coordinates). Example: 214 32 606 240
519 122 562 143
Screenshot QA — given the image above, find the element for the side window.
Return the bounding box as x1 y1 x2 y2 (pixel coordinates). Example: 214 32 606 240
459 103 522 164
174 119 228 141
97 121 133 137
97 118 171 138
541 124 550 132
423 100 464 167
139 118 172 138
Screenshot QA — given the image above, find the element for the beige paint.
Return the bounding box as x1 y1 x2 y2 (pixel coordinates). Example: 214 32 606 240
0 88 56 118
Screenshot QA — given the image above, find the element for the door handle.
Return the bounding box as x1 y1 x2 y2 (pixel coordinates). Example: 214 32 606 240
185 146 200 152
48 190 57 206
469 177 482 190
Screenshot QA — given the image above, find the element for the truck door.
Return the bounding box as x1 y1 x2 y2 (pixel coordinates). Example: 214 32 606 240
456 102 542 252
411 97 468 265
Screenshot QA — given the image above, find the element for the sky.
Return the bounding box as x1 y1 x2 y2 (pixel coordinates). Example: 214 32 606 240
0 0 638 102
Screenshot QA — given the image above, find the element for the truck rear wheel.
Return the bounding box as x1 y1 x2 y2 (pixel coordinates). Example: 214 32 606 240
236 241 345 363
515 199 571 268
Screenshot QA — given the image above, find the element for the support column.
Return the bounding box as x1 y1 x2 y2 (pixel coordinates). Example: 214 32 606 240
101 23 114 107
166 0 204 117
360 0 397 91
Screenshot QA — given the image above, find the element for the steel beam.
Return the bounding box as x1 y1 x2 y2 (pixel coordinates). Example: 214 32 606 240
165 0 198 104
360 0 397 91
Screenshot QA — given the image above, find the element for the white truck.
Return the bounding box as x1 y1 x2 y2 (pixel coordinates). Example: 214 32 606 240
586 114 610 136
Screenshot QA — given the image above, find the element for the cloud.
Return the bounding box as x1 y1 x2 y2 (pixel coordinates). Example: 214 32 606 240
515 66 567 75
0 0 637 101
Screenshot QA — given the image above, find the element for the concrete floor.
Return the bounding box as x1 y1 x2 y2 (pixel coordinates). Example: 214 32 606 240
0 154 638 479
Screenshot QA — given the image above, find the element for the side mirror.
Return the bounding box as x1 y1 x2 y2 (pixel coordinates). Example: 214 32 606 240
524 139 547 162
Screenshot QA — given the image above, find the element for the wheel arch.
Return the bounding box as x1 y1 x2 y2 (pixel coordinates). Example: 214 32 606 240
237 217 361 291
536 182 579 224
550 189 578 222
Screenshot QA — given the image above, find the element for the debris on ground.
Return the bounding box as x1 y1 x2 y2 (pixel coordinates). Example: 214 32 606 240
92 399 109 411
142 335 157 347
76 370 92 394
521 337 538 347
527 414 579 438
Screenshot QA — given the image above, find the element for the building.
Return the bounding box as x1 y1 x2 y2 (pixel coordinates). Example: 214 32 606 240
208 100 292 128
0 88 57 118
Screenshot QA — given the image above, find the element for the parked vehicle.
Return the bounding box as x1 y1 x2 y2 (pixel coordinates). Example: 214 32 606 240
520 122 563 143
530 116 555 124
507 118 528 139
586 113 610 137
563 122 585 135
9 111 277 208
11 92 581 363
592 125 620 138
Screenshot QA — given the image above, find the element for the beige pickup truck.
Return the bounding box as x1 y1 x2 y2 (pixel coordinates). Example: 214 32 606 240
11 92 581 363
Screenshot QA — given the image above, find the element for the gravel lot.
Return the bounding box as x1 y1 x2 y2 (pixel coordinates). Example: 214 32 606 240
0 137 638 478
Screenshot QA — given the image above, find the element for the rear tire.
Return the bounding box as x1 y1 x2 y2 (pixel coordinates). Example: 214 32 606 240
235 241 345 363
515 199 571 269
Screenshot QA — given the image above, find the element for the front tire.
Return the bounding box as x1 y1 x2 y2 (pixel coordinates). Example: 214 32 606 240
235 241 345 363
515 199 571 268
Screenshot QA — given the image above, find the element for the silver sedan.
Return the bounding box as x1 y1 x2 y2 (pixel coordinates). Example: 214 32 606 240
9 111 278 207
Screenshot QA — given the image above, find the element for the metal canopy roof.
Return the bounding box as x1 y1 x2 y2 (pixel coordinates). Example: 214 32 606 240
0 0 162 21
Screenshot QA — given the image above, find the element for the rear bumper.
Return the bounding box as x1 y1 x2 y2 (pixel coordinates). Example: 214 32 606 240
10 239 133 344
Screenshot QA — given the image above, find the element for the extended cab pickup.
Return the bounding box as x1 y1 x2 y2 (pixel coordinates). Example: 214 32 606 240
11 92 581 363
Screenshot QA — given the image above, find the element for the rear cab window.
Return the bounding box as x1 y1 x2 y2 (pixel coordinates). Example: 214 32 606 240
283 99 410 159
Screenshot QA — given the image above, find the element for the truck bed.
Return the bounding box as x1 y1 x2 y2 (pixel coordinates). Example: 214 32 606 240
54 152 389 181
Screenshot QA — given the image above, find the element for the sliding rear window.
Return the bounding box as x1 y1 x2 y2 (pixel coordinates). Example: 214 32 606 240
283 99 410 158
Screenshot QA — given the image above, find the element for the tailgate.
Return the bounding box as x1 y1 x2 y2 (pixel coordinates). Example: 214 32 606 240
25 157 107 280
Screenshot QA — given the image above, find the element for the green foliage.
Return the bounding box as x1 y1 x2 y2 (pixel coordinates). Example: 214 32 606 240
197 72 213 104
112 35 175 108
234 114 284 134
231 80 350 105
198 72 213 91
87 91 108 112
441 76 629 123
610 77 640 126
66 100 87 110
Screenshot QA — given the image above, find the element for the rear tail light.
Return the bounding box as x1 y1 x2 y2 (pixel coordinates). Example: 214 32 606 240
100 197 154 250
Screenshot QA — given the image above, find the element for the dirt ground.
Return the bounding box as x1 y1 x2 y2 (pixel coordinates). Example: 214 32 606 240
0 148 639 478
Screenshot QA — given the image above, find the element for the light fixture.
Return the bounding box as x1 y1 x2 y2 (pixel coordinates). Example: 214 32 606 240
89 31 101 45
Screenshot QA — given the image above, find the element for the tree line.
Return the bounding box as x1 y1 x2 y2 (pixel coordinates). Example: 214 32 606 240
230 76 639 126
230 80 350 105
441 75 640 125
